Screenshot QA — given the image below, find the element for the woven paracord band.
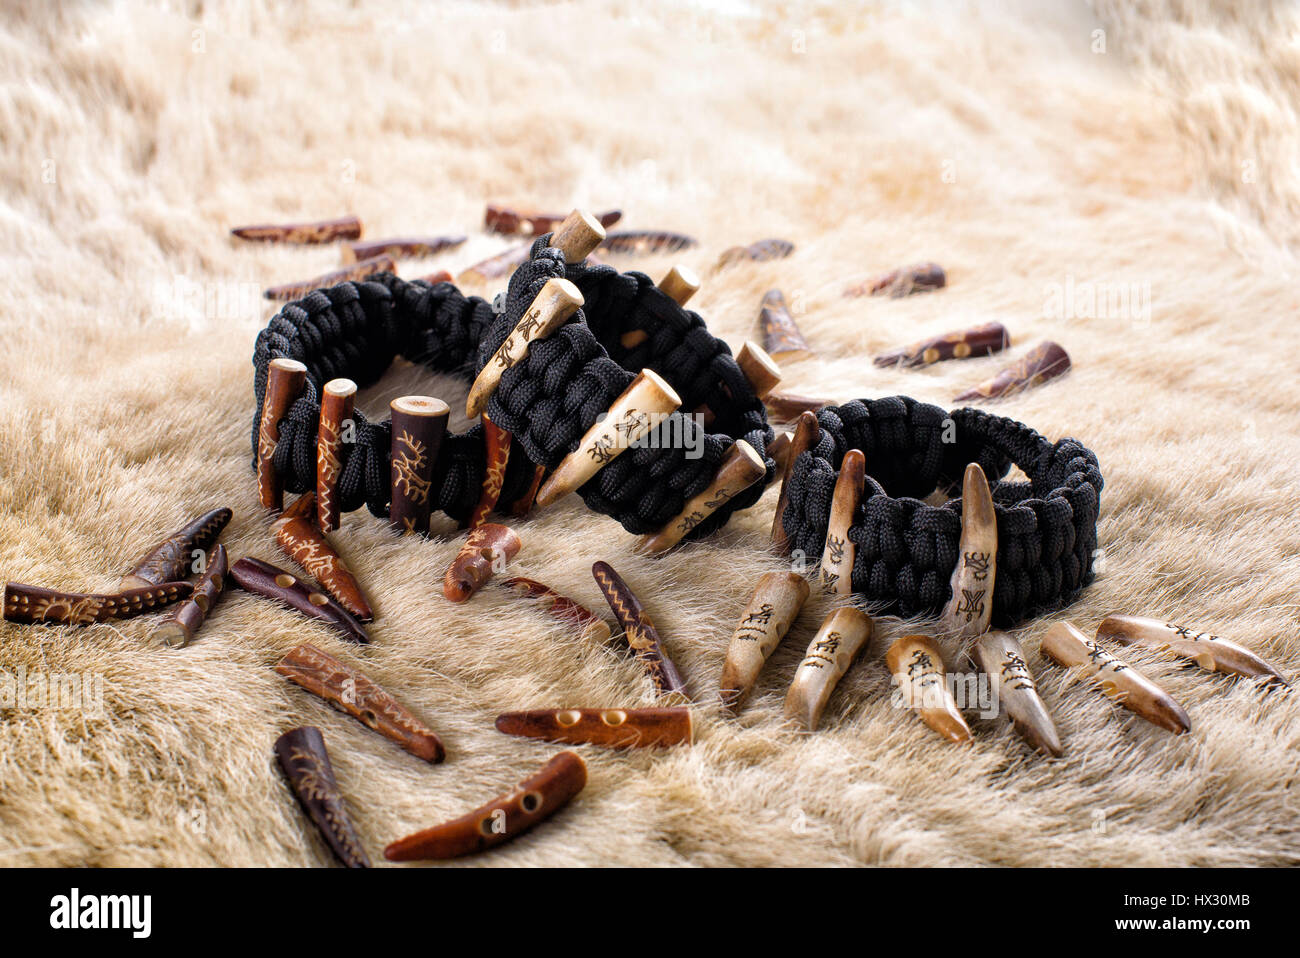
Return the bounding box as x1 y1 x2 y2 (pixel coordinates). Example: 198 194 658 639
250 234 775 535
780 397 1103 626
476 238 776 536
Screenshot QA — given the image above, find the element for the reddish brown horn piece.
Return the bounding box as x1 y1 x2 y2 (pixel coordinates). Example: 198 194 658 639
592 561 688 699
4 581 193 626
389 396 449 536
273 493 374 622
257 358 308 510
874 321 1010 368
316 378 357 531
496 708 692 748
263 255 395 301
954 341 1071 402
504 577 612 642
443 523 522 602
758 289 813 363
232 215 361 244
467 415 511 528
119 506 232 590
341 235 465 264
229 557 368 644
151 543 228 648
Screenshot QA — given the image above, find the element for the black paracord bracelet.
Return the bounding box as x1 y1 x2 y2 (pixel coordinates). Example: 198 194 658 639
250 233 775 535
780 397 1103 626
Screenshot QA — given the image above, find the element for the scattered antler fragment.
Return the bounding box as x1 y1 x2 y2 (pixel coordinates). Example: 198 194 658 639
151 543 228 648
592 561 688 698
4 581 192 625
601 230 697 255
341 235 465 263
384 751 587 860
719 571 810 711
886 634 972 743
272 493 374 622
232 215 361 244
717 238 794 268
758 290 813 362
275 726 370 868
844 262 946 298
443 523 522 602
276 643 445 762
504 577 611 642
874 322 1009 368
120 506 231 590
229 557 368 644
971 630 1062 756
784 607 873 731
485 204 621 237
263 255 395 301
496 708 692 748
954 342 1070 402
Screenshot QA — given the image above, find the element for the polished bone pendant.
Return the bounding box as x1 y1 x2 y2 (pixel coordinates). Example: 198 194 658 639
886 634 972 743
844 261 946 298
274 726 370 868
276 643 445 763
257 357 308 510
820 449 865 596
484 204 622 237
1040 621 1190 734
771 411 821 555
389 395 449 536
495 708 693 748
638 440 766 554
465 277 585 418
716 238 795 268
601 230 697 255
954 341 1071 402
341 235 466 263
151 543 228 648
273 493 374 622
720 571 811 711
548 208 609 263
764 392 833 421
316 378 356 531
873 321 1010 368
695 341 779 427
784 607 873 731
657 264 700 306
229 557 368 644
231 215 361 244
384 751 587 861
758 289 813 363
119 506 232 590
263 254 395 301
443 523 522 602
971 630 1062 756
938 463 997 641
458 241 531 284
504 577 612 642
1096 615 1288 687
592 561 688 698
4 581 192 625
468 415 512 528
536 370 682 509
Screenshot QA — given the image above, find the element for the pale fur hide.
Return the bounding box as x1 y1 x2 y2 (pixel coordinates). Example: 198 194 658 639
0 0 1296 867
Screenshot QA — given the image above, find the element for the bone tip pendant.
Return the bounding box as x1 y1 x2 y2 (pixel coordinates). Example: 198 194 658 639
551 209 607 263
658 264 701 306
736 341 782 400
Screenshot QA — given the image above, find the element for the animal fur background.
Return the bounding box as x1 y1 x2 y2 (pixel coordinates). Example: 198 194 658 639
1 0 1297 867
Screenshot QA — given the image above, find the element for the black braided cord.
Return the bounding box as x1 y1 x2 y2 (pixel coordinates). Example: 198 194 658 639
251 235 775 536
781 397 1103 627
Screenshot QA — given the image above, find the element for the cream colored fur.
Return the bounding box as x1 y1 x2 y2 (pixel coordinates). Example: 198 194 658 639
0 0 1296 867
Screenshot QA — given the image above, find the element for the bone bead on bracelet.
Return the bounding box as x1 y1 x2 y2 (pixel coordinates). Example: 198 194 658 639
384 751 587 861
938 463 997 641
389 396 449 536
316 378 357 531
719 571 811 712
638 440 766 554
820 449 865 596
257 358 308 510
151 543 228 648
119 506 231 590
758 289 813 363
784 607 873 732
536 369 682 509
443 523 522 602
592 561 689 699
229 557 368 644
771 411 820 555
971 630 1062 757
465 277 585 418
1040 621 1190 735
232 215 361 244
1096 615 1288 687
4 581 193 626
264 255 395 301
657 264 700 306
495 707 693 749
886 634 972 744
504 577 611 642
276 643 445 763
696 340 779 427
272 493 374 622
274 726 370 868
468 415 512 528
